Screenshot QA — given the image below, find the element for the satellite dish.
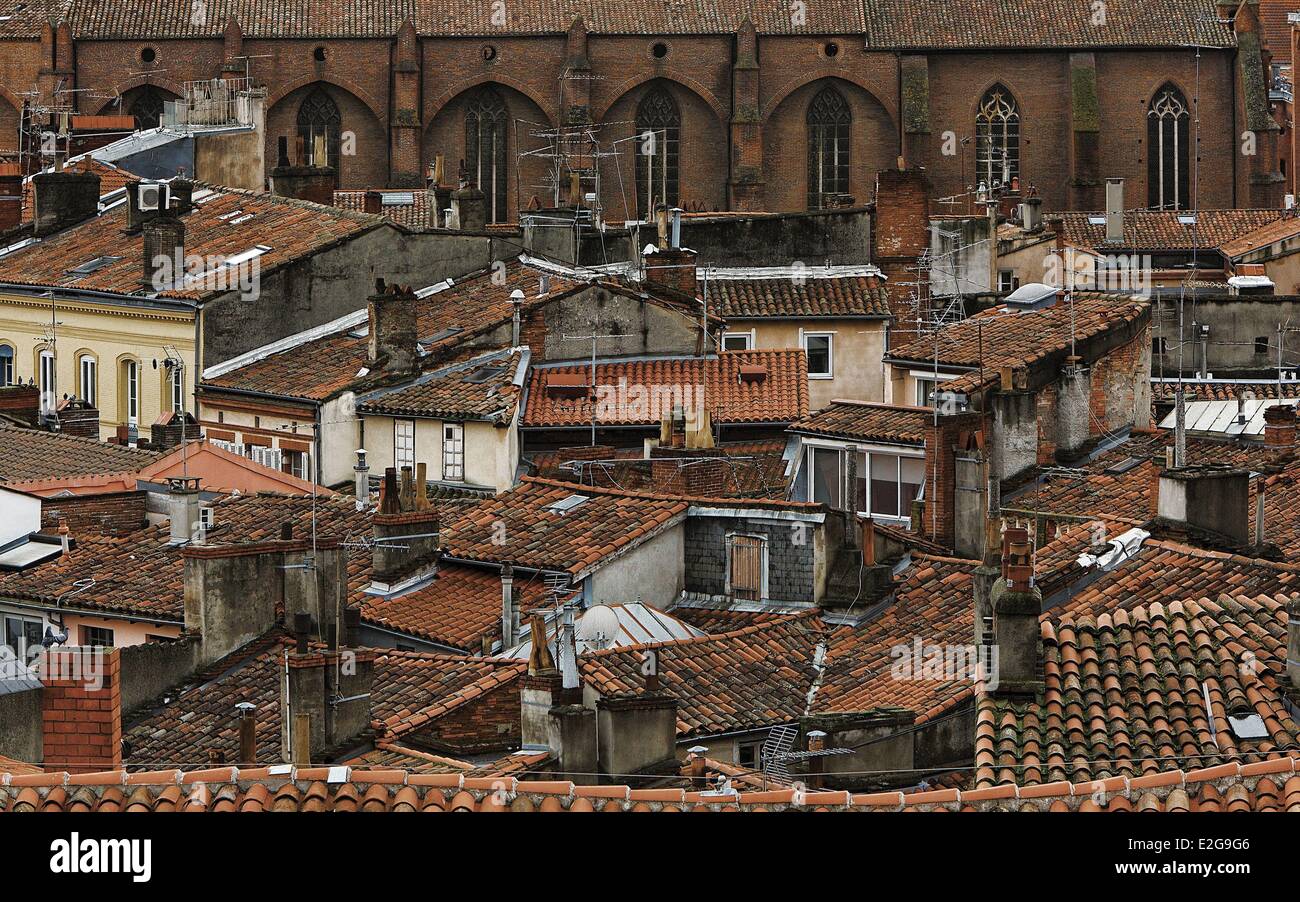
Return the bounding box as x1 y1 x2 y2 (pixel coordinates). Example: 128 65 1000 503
577 605 620 651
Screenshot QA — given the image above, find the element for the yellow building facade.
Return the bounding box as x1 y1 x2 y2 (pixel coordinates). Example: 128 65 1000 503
0 289 197 441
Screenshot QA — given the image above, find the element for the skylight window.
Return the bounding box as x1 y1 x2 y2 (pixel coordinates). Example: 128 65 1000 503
463 366 507 384
1228 713 1268 740
221 245 271 267
217 209 244 221
1087 216 1106 225
228 214 255 225
546 494 589 515
66 255 122 275
382 192 415 206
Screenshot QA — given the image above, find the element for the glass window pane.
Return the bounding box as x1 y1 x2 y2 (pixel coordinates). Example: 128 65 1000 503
852 451 867 513
901 457 925 517
810 447 840 507
870 453 899 517
806 335 831 375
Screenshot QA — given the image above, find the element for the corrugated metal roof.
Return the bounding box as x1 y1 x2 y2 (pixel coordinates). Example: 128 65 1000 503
503 602 705 659
1157 397 1300 437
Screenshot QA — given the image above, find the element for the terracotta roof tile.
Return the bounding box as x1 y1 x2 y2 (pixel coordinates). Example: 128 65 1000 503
709 272 890 319
521 349 808 428
0 424 160 484
1061 210 1282 252
333 189 434 230
790 400 929 445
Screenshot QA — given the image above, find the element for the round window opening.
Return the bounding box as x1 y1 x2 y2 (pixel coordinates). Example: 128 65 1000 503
313 46 327 63
651 42 669 59
482 44 498 62
141 47 157 64
824 42 839 58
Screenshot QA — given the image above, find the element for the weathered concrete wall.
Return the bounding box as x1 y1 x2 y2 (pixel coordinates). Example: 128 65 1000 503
183 550 284 667
1151 295 1300 375
0 687 42 764
991 390 1038 481
953 453 987 559
802 711 915 789
119 636 201 716
540 287 701 361
590 521 685 609
200 227 519 368
596 695 678 777
912 700 977 770
679 209 873 266
931 215 992 298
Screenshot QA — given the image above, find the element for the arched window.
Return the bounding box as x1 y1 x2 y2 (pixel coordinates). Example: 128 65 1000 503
0 345 12 387
130 86 167 130
78 353 97 407
976 85 1020 191
635 86 681 215
297 87 342 183
37 348 55 413
1148 84 1191 210
464 87 509 224
120 358 139 426
807 85 851 209
168 365 184 414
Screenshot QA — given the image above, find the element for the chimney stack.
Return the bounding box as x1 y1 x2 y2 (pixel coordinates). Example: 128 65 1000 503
451 180 487 231
510 289 524 348
369 502 440 592
281 623 376 764
236 702 257 764
269 135 336 205
1104 178 1124 244
32 169 101 237
1157 465 1252 546
1020 196 1043 233
41 646 122 774
167 477 201 545
363 190 384 215
366 280 419 375
643 245 698 297
989 526 1042 696
143 214 186 290
353 448 370 509
0 165 21 233
1263 404 1297 447
501 562 518 648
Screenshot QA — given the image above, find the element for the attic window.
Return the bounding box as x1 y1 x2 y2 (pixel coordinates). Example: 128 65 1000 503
1228 713 1268 740
1103 456 1144 475
546 494 590 515
66 255 123 275
1087 216 1106 225
1177 215 1197 225
382 192 415 206
463 365 507 384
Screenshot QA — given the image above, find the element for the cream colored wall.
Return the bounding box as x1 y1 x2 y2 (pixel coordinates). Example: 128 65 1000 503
361 413 515 492
725 318 888 410
0 292 196 441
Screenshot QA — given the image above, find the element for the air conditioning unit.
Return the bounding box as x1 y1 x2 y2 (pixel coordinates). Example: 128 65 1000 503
137 182 170 212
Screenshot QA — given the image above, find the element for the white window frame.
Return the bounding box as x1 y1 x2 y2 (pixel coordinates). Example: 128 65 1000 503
721 329 755 352
915 376 936 407
169 366 184 414
442 422 465 482
394 419 416 471
724 532 769 600
802 331 834 379
38 349 55 411
998 270 1019 293
123 359 139 425
0 344 13 387
78 355 97 407
802 439 924 524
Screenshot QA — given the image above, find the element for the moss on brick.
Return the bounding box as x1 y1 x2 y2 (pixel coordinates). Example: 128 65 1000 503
901 59 930 134
1070 63 1100 133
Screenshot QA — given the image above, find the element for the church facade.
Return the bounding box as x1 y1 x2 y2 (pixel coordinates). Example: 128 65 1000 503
0 0 1285 221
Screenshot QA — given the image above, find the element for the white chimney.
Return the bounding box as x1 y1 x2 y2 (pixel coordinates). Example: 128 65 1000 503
510 289 524 348
353 448 369 510
1105 178 1124 244
167 478 201 545
559 606 579 690
501 562 516 647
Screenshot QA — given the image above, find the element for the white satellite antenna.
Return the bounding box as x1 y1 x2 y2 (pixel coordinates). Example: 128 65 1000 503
576 605 620 651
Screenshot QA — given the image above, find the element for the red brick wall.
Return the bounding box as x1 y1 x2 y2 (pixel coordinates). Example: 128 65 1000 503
41 490 148 537
42 646 122 774
1088 324 1151 434
408 675 522 754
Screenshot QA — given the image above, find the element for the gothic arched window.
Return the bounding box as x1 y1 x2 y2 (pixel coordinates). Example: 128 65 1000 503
297 87 341 183
806 85 851 209
465 87 509 223
976 85 1020 191
1148 84 1191 210
635 86 681 215
130 86 167 131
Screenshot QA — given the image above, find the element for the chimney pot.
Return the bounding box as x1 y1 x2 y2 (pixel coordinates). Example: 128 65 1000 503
1105 178 1124 244
294 611 311 654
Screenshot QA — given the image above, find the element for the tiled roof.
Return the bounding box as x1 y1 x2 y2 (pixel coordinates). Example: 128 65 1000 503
1152 379 1300 404
0 424 159 484
0 186 384 301
202 260 586 402
861 0 1233 48
19 158 137 224
333 189 434 230
343 742 551 775
521 350 809 428
790 400 929 445
1060 210 1282 252
817 553 980 721
708 271 890 319
64 0 867 37
356 349 522 423
1257 0 1295 58
362 562 551 652
0 0 74 37
976 593 1300 787
1220 215 1300 258
578 613 826 738
121 634 524 767
886 294 1150 394
538 440 793 499
0 492 371 622
440 477 688 576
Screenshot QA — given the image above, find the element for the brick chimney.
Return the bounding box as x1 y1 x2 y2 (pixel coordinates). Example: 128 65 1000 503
55 396 99 439
518 614 596 782
366 280 419 375
872 167 930 260
182 541 297 667
32 169 101 237
0 164 20 232
370 492 440 591
281 611 376 764
269 136 337 206
643 245 698 297
1264 404 1297 447
363 190 384 215
989 526 1042 697
1157 465 1251 546
41 646 121 774
142 214 186 290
